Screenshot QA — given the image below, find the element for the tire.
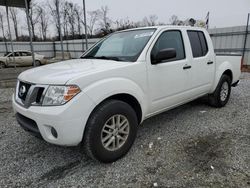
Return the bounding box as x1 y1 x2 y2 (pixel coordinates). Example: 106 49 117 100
0 61 6 69
83 100 138 163
208 75 232 108
34 60 41 66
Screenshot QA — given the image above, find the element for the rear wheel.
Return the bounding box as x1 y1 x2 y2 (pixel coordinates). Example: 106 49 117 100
208 75 231 107
83 100 138 163
34 60 41 66
0 62 6 69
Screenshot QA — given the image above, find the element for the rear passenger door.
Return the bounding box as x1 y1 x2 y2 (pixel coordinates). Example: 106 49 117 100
187 30 215 95
21 52 33 66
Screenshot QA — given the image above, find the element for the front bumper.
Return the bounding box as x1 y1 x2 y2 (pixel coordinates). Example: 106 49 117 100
16 112 42 138
12 92 95 146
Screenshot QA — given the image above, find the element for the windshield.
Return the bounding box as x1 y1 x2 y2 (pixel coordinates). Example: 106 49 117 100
4 52 11 57
81 29 156 62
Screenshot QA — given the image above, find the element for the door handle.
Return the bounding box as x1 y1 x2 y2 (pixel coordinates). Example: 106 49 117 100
207 61 213 65
183 65 192 70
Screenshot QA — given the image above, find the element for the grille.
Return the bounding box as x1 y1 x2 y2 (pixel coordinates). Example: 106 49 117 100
36 87 45 103
16 80 48 108
18 81 31 101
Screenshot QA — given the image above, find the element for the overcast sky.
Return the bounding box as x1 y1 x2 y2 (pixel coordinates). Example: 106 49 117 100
74 0 250 28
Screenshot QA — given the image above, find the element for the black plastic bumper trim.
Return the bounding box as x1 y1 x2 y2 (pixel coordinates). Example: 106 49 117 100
15 113 42 139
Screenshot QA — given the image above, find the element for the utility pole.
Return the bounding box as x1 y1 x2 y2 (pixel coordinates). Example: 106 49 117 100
5 4 15 67
242 13 250 66
0 13 8 53
83 0 88 51
56 0 65 60
24 0 35 66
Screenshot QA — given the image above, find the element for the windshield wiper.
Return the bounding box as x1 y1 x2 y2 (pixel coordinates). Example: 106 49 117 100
82 55 122 61
95 56 121 61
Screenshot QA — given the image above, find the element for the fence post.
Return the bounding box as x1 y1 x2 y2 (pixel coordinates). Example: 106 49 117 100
53 41 56 57
242 13 250 66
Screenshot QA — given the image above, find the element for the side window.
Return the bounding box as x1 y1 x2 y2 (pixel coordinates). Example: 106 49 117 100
198 32 208 56
22 52 31 56
187 31 208 58
14 52 20 57
151 30 185 63
8 52 19 57
21 52 27 56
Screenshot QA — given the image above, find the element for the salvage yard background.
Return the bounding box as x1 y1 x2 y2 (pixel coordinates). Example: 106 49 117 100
0 73 249 187
0 25 250 66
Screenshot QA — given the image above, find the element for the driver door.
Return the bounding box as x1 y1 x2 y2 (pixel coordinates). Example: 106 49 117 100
7 52 22 66
147 29 192 114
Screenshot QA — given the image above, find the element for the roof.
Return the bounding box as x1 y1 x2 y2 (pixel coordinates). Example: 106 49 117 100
0 0 31 8
119 25 207 33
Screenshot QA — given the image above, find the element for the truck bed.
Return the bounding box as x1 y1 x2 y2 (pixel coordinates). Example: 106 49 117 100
216 54 242 84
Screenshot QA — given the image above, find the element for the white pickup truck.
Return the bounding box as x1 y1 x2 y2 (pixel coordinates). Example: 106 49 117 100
13 26 241 163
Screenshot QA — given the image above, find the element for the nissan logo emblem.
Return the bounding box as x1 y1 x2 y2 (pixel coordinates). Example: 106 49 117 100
19 85 26 97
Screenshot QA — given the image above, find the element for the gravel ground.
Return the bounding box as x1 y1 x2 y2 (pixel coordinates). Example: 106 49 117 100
0 74 249 187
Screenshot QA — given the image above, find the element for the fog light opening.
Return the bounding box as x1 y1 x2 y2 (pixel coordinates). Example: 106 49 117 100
51 127 58 138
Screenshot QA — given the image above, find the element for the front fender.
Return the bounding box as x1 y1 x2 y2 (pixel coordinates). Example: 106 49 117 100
211 61 233 93
82 77 148 121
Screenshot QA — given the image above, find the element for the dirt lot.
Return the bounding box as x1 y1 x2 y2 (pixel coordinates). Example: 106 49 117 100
0 74 249 187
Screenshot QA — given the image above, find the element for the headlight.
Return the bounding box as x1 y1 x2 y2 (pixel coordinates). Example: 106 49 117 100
42 85 81 106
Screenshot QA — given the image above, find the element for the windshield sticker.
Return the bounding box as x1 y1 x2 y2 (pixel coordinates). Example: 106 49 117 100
134 32 154 39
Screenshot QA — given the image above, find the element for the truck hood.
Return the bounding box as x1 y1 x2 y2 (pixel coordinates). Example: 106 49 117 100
18 59 129 85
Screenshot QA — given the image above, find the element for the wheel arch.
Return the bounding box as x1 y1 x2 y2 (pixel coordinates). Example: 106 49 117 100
211 61 234 93
97 93 142 124
222 69 233 83
34 59 42 65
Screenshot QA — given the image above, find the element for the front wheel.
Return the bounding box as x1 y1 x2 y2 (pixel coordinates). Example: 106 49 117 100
0 62 6 69
83 100 138 163
208 75 232 107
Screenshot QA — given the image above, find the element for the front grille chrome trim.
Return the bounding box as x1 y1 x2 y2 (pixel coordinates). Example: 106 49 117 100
15 80 49 108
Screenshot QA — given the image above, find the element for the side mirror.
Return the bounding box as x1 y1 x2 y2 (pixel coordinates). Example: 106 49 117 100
152 48 176 64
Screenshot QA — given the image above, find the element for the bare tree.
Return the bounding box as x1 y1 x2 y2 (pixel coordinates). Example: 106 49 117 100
62 1 69 38
23 1 41 41
99 6 112 32
87 10 101 36
74 4 83 36
68 2 76 38
148 15 158 26
0 9 8 52
0 11 5 39
36 5 49 41
10 8 19 40
169 15 179 25
114 18 134 30
142 15 158 26
48 0 64 39
63 2 76 38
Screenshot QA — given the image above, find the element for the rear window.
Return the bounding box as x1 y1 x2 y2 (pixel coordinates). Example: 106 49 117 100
187 31 208 58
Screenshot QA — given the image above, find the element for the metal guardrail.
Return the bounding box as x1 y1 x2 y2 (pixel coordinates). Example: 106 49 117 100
0 39 99 58
210 31 250 37
214 48 250 52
